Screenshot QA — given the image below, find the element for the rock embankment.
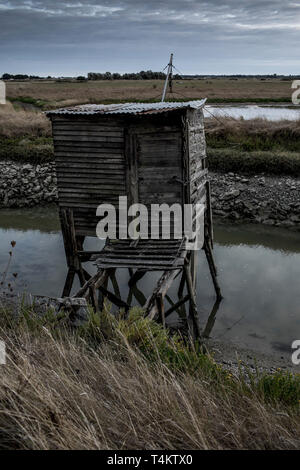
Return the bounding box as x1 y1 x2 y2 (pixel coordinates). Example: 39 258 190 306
210 171 300 230
0 160 57 208
0 160 299 230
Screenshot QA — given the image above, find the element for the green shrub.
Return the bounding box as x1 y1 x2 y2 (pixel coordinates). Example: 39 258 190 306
0 137 54 164
257 370 300 407
8 96 49 109
207 148 300 176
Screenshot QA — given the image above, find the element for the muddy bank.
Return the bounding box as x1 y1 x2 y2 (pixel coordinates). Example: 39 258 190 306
210 171 300 230
206 337 300 378
0 160 299 230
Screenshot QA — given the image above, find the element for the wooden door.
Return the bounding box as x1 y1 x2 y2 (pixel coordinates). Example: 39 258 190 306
125 129 183 239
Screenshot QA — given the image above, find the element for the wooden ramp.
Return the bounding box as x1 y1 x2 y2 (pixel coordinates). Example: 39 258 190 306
91 238 187 270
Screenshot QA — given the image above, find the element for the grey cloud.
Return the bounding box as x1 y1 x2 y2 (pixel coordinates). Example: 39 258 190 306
0 0 299 75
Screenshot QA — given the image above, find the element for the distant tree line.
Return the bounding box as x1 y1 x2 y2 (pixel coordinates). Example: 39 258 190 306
1 73 53 80
88 70 181 80
3 72 300 81
1 73 89 81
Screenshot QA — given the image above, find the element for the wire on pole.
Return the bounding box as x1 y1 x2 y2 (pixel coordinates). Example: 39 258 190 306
161 53 174 102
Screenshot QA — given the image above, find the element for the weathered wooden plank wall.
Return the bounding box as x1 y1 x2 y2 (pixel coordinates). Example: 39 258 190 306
187 108 207 207
52 116 126 236
186 108 208 246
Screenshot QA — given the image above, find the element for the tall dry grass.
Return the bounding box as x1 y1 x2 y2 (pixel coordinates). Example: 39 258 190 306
205 117 300 155
205 116 300 139
1 308 300 450
0 102 51 138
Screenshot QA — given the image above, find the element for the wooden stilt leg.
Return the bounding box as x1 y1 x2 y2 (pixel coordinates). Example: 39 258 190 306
82 268 91 281
98 285 130 312
202 299 222 339
184 264 201 340
177 269 187 319
62 268 75 297
145 269 180 320
127 269 147 306
165 294 190 318
60 208 88 296
178 270 186 298
109 269 121 299
156 293 165 329
77 268 86 287
191 250 198 290
89 285 98 312
74 269 108 299
98 275 108 312
131 285 147 307
203 239 222 301
205 181 214 249
128 269 146 288
165 294 185 317
188 250 199 338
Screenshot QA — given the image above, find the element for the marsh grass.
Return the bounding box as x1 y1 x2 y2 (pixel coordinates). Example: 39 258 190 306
0 305 300 450
205 117 300 175
0 102 51 138
207 148 300 175
0 137 53 164
205 117 300 152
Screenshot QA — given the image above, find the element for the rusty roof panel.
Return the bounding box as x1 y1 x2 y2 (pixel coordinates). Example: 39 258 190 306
46 99 206 116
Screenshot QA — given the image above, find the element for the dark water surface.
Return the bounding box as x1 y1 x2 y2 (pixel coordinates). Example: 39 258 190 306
0 206 299 357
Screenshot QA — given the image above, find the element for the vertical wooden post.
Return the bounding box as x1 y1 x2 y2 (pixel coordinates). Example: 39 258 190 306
98 274 108 312
203 239 222 301
89 285 98 312
184 263 201 339
177 268 187 320
156 293 166 329
191 250 198 290
205 180 214 249
62 268 76 298
60 208 87 297
202 299 222 339
203 180 222 301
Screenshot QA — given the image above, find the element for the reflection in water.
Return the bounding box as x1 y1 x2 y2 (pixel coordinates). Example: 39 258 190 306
214 221 300 254
205 105 300 121
0 206 300 357
0 206 60 233
202 299 222 339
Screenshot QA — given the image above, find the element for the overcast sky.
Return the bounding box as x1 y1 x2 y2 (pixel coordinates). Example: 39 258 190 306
0 0 300 76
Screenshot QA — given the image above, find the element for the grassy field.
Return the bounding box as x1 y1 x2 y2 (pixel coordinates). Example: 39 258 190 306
6 78 293 109
1 79 299 175
1 305 300 450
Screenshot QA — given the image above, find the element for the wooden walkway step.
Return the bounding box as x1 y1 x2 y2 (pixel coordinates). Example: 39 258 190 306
91 238 187 271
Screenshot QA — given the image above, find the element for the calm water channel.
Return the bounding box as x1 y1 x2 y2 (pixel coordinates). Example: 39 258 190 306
0 206 299 357
205 105 300 121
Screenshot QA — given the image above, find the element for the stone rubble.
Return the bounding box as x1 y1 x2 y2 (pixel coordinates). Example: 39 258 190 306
0 160 299 231
0 160 58 208
209 171 300 230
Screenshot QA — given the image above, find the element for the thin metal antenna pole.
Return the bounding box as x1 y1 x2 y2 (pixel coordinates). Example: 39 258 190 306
161 53 173 102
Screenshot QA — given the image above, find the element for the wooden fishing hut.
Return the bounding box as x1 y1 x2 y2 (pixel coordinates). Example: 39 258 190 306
46 100 221 337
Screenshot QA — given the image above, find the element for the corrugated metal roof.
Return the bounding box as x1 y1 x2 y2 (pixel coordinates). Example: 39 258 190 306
46 99 206 116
